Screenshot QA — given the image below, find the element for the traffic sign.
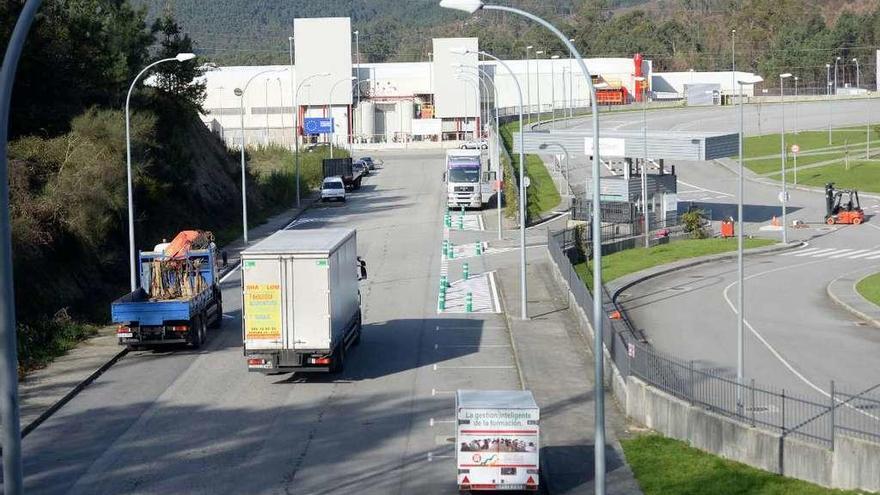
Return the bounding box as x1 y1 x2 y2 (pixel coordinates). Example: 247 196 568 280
791 144 800 155
523 176 531 188
778 191 790 203
303 117 333 134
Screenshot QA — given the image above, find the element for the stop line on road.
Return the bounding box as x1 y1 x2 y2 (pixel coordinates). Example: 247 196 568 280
780 247 880 260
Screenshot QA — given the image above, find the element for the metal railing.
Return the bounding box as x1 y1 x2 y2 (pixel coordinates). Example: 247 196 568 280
546 228 880 449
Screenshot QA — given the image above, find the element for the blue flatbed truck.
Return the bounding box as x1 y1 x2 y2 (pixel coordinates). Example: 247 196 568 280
111 248 223 348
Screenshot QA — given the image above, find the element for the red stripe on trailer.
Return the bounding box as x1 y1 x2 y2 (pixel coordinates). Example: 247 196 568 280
460 430 538 434
460 464 537 468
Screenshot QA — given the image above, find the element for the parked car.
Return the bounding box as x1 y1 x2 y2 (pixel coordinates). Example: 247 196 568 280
353 160 369 177
321 176 346 202
460 139 488 150
359 156 376 170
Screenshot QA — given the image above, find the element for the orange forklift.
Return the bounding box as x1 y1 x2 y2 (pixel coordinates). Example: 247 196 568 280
825 183 865 225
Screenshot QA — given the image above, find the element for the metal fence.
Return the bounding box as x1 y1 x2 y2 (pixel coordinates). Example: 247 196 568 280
547 228 880 449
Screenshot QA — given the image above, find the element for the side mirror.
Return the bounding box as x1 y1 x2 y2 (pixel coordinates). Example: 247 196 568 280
357 258 367 280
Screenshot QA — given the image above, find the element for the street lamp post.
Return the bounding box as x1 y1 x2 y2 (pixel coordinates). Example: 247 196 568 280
794 76 799 184
441 2 605 491
731 29 736 104
569 38 575 118
293 72 331 208
550 54 560 127
350 78 373 156
853 58 860 89
288 36 295 150
535 50 544 121
834 56 841 94
1 3 44 491
329 76 357 158
457 64 504 239
779 73 792 245
455 47 528 319
827 64 833 145
525 45 533 121
234 68 286 244
125 53 196 290
635 76 649 248
736 75 763 413
455 73 481 140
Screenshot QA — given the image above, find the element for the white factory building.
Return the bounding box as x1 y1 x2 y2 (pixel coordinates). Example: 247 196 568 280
199 16 754 149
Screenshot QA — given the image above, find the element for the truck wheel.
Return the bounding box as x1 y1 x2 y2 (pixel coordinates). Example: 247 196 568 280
330 344 345 374
190 317 202 349
210 299 223 329
352 312 362 346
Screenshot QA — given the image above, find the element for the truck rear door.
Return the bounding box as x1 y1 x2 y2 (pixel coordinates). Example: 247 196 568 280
242 258 284 350
290 257 331 351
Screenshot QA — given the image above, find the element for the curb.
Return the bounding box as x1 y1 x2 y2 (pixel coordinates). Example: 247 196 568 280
714 158 880 201
21 346 128 438
609 241 803 303
20 197 318 438
826 271 880 329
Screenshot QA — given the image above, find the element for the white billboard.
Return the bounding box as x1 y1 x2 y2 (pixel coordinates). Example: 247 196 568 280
433 38 479 119
294 17 353 106
585 137 626 157
411 118 442 135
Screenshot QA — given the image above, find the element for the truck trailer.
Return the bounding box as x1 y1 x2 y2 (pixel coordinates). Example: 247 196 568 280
240 228 364 373
112 230 222 348
456 390 540 492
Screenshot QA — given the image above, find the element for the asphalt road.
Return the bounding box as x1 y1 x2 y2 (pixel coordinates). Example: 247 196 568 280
552 100 880 400
19 150 522 494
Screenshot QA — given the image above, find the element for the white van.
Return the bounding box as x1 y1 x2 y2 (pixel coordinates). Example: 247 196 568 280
321 176 346 202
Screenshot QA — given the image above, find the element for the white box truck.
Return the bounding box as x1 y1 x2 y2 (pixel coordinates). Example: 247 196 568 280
240 228 364 373
456 390 540 492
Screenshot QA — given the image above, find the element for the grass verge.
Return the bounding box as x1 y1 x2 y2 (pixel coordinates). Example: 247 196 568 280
856 272 880 307
17 314 98 376
500 120 561 220
795 160 880 192
574 237 775 291
622 434 864 495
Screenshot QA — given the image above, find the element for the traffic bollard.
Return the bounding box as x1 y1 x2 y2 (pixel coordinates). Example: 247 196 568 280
443 239 449 256
448 243 455 259
463 262 469 280
457 217 464 229
466 292 473 312
439 291 446 311
441 275 448 290
475 242 482 255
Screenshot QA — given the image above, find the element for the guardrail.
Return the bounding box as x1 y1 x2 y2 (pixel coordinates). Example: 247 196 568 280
546 228 880 450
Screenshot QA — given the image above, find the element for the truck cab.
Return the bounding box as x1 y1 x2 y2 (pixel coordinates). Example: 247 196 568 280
446 149 484 209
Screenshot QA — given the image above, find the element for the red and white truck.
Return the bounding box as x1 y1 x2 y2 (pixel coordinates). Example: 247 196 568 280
455 390 540 492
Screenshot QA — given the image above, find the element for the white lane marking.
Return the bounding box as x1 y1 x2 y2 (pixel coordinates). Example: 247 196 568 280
699 196 713 201
849 250 880 259
433 364 515 370
865 253 880 260
793 248 836 257
781 247 822 257
830 249 868 259
813 249 853 258
426 452 454 461
431 388 455 396
677 179 734 198
722 258 832 397
489 271 502 313
434 343 511 349
429 418 456 426
219 263 241 283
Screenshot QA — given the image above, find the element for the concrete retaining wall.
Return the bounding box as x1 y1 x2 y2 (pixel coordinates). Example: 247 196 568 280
624 375 880 492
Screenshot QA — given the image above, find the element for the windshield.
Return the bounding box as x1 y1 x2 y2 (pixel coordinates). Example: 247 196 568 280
323 181 344 190
448 166 480 183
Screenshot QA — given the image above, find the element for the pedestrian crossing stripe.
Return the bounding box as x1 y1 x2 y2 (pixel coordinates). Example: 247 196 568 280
445 214 484 232
438 272 500 314
781 247 880 260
